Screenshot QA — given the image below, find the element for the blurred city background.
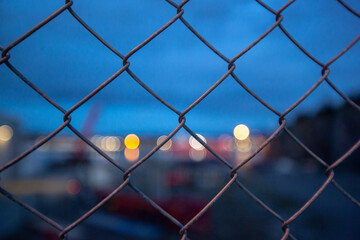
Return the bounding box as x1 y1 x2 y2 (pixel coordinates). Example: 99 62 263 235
0 0 360 239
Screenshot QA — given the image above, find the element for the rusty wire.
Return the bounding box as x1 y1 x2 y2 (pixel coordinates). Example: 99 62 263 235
0 0 360 239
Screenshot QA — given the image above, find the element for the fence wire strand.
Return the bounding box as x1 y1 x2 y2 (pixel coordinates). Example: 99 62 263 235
0 0 359 239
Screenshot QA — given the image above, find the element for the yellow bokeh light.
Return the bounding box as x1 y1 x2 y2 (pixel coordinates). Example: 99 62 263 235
189 134 206 151
124 134 140 149
233 124 250 141
124 148 139 162
236 138 252 153
156 135 172 151
0 125 13 142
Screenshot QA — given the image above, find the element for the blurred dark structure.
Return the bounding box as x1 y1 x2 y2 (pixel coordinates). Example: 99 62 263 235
270 96 360 172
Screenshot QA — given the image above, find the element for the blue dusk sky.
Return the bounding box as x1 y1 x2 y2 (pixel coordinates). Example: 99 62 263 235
0 0 359 136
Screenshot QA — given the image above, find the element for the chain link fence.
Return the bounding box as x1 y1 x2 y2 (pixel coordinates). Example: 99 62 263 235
0 0 359 239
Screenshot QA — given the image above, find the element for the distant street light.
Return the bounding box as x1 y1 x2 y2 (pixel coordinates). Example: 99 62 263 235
157 135 172 151
0 125 13 142
233 124 250 141
189 134 206 151
124 134 140 149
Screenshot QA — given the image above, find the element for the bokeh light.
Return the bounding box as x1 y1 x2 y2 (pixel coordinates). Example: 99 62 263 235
124 134 140 149
189 134 206 151
236 138 252 153
233 124 250 141
189 149 206 162
100 136 121 152
217 134 234 151
157 135 172 151
124 148 140 162
91 135 102 148
0 125 13 142
66 179 82 195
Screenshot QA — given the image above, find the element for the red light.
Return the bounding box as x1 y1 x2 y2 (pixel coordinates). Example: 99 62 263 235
66 179 82 195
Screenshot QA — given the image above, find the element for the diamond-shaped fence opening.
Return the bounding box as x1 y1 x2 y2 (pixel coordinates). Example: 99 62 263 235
0 0 359 239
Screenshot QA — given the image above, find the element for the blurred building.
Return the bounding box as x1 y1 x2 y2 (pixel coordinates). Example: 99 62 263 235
270 96 360 172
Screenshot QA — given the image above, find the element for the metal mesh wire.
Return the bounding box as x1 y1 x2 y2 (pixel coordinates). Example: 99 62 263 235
0 0 359 239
